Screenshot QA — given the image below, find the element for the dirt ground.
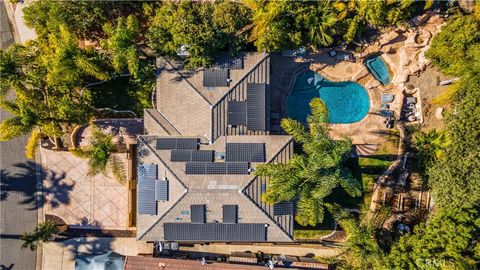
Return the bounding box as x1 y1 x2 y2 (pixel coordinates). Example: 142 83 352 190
407 65 452 131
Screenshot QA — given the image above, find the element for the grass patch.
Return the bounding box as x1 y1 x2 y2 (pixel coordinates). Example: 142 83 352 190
293 212 336 240
294 229 333 240
90 75 154 117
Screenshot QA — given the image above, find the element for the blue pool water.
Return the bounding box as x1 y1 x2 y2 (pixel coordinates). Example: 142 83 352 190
286 71 370 124
365 55 391 85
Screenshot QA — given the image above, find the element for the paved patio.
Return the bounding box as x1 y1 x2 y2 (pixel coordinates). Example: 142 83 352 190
41 148 129 229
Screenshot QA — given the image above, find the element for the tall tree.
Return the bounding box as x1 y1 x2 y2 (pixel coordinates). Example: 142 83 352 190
426 15 480 77
0 26 108 153
255 98 361 226
384 207 480 269
147 0 251 67
101 15 140 78
21 221 58 251
72 124 126 183
328 205 385 270
412 128 450 173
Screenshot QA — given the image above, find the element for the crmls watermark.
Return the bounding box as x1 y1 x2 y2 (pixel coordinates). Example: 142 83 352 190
415 258 454 268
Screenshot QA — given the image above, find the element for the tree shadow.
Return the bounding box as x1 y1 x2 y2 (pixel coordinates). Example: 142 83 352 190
0 161 74 210
62 235 115 264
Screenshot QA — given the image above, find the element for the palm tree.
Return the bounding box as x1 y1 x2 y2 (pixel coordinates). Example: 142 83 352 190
412 129 450 170
327 204 384 269
255 98 361 226
0 25 109 155
72 124 126 183
21 221 58 251
297 0 339 48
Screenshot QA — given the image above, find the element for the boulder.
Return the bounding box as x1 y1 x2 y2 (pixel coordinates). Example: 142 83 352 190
435 107 444 119
393 73 409 84
365 79 381 89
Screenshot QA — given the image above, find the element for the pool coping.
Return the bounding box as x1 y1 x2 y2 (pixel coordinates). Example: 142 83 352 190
282 64 383 133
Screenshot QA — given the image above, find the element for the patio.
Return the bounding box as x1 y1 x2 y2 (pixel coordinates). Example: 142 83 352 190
41 148 130 230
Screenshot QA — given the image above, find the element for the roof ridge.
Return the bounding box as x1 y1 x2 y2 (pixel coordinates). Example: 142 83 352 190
137 137 188 240
211 53 270 108
162 57 213 106
241 137 295 240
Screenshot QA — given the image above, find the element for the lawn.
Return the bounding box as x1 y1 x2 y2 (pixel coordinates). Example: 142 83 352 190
358 130 400 208
293 131 399 241
293 211 336 241
89 75 154 117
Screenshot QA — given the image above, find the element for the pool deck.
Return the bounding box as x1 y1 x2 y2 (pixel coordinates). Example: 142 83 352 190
271 13 443 147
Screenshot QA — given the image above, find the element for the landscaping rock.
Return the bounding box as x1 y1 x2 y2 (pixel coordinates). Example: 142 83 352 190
435 107 444 119
365 79 381 89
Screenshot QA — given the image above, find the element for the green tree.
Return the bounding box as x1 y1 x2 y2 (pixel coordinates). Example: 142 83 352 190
255 98 361 226
296 0 340 48
101 15 140 78
244 0 301 52
72 124 126 183
426 15 480 76
147 0 251 67
21 221 58 251
328 205 384 270
412 128 450 172
384 207 480 270
427 69 480 209
0 26 108 153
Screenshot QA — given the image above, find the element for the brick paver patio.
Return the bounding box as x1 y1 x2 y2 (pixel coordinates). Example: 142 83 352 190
41 148 129 229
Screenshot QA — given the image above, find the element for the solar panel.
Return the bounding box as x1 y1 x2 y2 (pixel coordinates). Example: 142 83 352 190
185 162 206 174
156 138 199 150
247 83 270 131
227 101 247 126
138 189 157 215
223 205 238 223
155 180 168 201
214 52 244 69
203 68 229 87
164 223 267 242
226 162 250 174
191 150 214 162
185 162 249 175
176 138 199 149
171 150 213 162
155 138 177 150
273 201 294 216
191 205 206 223
138 164 158 215
206 163 227 174
226 143 265 162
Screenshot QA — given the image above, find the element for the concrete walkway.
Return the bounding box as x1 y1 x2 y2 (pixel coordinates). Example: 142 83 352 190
180 243 341 258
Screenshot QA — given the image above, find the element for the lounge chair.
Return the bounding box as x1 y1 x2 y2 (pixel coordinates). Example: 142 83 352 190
380 110 394 118
381 94 394 103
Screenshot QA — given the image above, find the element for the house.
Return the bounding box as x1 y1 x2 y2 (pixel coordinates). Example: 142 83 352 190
136 52 295 243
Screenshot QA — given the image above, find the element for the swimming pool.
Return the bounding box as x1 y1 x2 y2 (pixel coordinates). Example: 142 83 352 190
286 71 370 124
364 55 391 85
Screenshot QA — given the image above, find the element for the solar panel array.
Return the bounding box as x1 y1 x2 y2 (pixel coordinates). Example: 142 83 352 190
203 68 229 87
214 53 244 70
227 101 247 126
190 204 206 223
163 223 267 242
137 164 157 215
156 138 199 150
155 180 169 201
225 143 265 162
247 83 270 131
170 150 214 162
185 162 249 175
223 205 238 224
273 201 294 216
